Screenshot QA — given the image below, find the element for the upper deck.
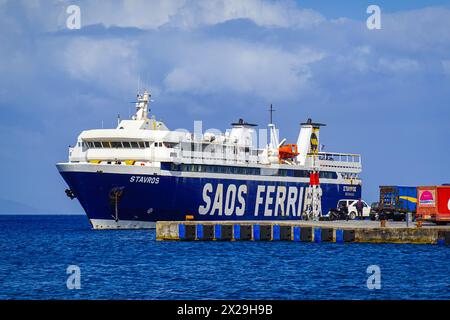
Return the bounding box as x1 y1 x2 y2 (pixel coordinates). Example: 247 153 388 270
69 136 361 172
64 89 362 179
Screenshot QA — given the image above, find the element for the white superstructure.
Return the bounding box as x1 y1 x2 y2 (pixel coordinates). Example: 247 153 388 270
68 90 362 182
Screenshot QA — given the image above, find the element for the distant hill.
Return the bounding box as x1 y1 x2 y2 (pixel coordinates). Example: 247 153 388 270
0 198 40 214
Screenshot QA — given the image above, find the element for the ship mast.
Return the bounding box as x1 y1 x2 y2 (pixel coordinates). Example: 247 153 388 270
268 104 279 149
132 89 151 120
269 103 275 125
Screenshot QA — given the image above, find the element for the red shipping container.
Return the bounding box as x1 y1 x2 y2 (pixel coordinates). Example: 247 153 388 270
437 186 450 221
416 186 450 223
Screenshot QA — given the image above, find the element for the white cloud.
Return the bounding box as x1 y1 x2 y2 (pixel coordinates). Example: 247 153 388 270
80 0 185 29
167 0 324 29
335 46 372 73
163 42 324 100
82 0 324 30
11 0 324 31
377 58 420 73
372 7 450 53
63 37 138 93
2 1 450 103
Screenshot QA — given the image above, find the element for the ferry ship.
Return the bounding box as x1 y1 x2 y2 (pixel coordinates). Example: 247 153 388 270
57 90 362 229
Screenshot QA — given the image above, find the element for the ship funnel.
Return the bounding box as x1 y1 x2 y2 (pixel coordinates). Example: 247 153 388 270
229 119 257 147
296 118 326 166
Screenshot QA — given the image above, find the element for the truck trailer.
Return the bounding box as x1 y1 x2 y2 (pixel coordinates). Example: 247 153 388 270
377 186 417 221
416 185 450 225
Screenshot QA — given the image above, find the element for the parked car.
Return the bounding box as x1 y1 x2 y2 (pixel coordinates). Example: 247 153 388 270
325 199 370 220
337 199 370 219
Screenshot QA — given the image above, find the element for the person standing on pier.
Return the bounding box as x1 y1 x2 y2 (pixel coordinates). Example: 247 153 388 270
356 199 364 219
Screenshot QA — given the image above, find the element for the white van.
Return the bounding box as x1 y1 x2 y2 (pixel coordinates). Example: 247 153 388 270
336 199 371 219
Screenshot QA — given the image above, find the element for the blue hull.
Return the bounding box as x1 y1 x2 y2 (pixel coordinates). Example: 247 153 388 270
59 170 361 224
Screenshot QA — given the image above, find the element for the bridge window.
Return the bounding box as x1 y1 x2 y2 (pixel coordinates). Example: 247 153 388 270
164 142 178 148
83 140 153 149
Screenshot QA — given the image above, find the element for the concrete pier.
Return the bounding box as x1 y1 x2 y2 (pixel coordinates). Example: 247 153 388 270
156 220 450 245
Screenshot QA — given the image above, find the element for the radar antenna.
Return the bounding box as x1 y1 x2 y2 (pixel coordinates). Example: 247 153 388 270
129 89 151 120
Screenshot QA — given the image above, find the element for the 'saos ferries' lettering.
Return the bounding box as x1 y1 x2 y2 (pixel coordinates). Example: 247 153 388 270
199 183 247 216
199 183 306 217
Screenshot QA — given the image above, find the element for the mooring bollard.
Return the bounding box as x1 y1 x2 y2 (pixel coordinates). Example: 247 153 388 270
380 219 387 228
406 212 412 227
416 220 423 228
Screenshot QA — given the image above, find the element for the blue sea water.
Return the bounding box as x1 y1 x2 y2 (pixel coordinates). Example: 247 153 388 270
0 215 448 300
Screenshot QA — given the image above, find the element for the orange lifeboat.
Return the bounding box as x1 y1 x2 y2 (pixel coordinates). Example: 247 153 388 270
278 144 299 160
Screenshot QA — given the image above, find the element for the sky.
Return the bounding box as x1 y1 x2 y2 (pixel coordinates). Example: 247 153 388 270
0 0 449 213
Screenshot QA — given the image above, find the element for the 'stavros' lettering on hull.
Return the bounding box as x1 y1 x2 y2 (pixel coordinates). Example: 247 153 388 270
343 186 357 192
130 176 160 184
343 185 357 197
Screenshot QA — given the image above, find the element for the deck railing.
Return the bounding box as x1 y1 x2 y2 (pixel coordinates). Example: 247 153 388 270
306 152 362 172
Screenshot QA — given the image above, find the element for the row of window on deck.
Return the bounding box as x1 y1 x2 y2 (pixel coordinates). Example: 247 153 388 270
166 163 338 179
81 141 177 149
81 141 257 154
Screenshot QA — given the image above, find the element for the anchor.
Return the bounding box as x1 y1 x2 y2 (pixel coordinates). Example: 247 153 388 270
65 189 76 200
109 187 124 222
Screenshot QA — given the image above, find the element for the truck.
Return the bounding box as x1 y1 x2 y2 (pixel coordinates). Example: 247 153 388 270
416 185 450 225
375 186 417 221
